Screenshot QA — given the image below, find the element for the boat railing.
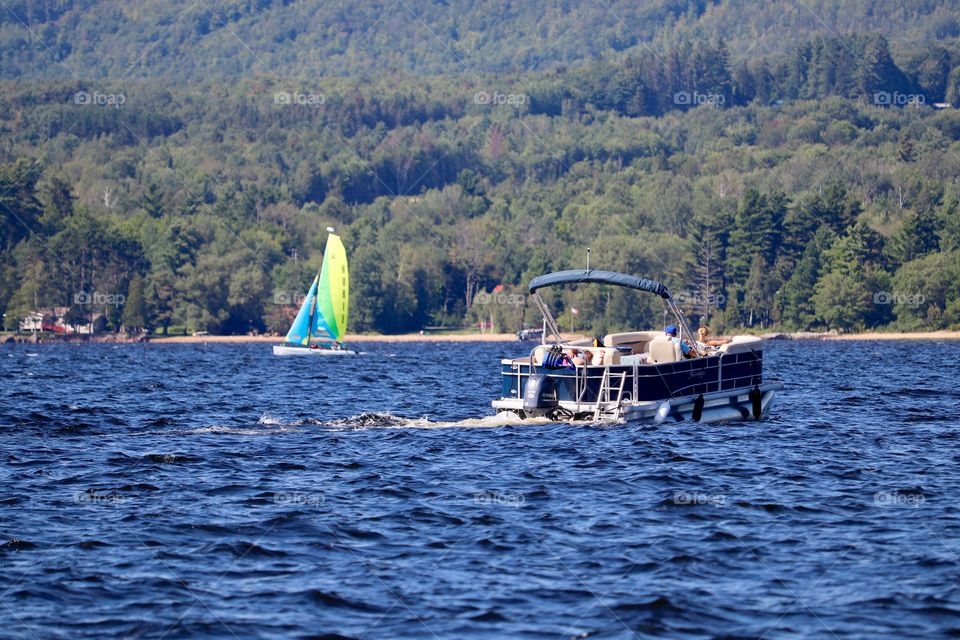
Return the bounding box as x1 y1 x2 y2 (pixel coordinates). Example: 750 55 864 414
575 362 588 413
517 343 759 412
667 367 760 398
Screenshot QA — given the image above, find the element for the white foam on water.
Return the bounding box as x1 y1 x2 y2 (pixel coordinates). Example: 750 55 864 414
422 412 555 429
319 411 554 430
177 412 553 436
183 423 303 436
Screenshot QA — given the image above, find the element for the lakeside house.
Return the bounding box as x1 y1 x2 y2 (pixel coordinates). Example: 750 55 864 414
19 308 105 334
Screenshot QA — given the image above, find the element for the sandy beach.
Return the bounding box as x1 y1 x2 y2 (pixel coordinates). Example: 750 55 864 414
144 332 528 344
824 330 960 341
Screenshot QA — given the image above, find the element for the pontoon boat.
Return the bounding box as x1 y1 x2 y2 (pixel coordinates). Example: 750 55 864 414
491 269 782 423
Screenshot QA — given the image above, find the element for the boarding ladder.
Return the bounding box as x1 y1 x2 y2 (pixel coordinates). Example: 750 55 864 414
593 367 628 421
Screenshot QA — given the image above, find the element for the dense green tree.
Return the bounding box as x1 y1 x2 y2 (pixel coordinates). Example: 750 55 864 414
890 252 960 330
812 270 871 331
122 274 147 333
0 159 43 252
780 226 837 330
725 190 786 325
142 183 164 219
888 209 942 266
946 67 960 107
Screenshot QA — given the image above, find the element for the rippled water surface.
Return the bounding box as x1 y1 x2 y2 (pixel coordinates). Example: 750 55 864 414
2 340 960 639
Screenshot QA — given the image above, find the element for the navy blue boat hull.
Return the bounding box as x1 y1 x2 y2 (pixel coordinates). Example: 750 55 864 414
500 349 764 407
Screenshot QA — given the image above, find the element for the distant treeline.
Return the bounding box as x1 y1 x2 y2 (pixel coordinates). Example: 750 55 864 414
1 32 960 335
1 0 957 79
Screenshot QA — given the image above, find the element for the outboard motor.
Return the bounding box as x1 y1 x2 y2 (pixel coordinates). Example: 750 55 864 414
523 374 559 414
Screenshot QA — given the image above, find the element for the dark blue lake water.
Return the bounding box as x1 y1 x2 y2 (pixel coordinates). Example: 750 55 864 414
2 340 959 639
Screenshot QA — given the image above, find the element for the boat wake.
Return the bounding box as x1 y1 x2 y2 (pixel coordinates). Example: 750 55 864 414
340 412 550 429
174 412 554 437
183 422 305 436
284 411 553 430
315 411 557 429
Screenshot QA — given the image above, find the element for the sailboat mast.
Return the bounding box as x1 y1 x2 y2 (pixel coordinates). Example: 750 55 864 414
306 229 334 344
305 268 321 344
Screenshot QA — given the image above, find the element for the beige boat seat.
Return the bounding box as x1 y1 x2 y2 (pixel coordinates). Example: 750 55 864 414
718 335 763 355
648 336 681 363
602 331 659 356
589 347 621 365
530 345 550 365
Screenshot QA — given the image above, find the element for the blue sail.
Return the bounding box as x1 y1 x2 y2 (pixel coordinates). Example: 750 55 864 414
311 312 334 341
284 277 318 345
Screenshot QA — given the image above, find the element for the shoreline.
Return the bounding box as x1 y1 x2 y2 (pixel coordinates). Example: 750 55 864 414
143 330 960 344
6 330 960 344
760 330 960 341
821 330 960 341
142 333 525 344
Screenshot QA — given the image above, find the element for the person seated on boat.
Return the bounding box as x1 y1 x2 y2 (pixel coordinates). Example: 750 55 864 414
697 325 730 348
587 336 606 363
541 344 593 369
694 327 714 353
566 348 592 366
665 325 695 358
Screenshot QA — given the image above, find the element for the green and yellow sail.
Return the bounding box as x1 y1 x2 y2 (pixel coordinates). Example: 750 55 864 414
312 232 349 342
283 231 349 345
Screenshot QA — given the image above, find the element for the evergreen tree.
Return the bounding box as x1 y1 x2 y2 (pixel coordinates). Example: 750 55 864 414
725 189 785 323
122 274 147 333
743 255 773 327
937 198 960 253
0 159 43 252
946 67 960 108
780 226 836 329
858 34 906 98
889 209 942 266
40 176 75 230
143 183 164 219
147 271 176 335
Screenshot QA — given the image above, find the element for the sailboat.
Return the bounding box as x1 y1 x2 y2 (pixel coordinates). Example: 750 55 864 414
273 228 357 356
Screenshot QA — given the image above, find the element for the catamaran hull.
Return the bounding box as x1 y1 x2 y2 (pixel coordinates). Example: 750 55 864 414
492 384 780 424
272 345 357 356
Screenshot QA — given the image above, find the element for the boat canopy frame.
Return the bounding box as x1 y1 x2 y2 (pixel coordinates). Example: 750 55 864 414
528 268 703 356
529 270 671 299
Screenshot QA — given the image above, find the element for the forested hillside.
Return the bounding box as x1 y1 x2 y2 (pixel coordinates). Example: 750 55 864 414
1 0 958 78
1 1 959 335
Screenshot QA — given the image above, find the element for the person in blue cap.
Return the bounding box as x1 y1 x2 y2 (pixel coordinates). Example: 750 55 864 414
665 324 692 357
